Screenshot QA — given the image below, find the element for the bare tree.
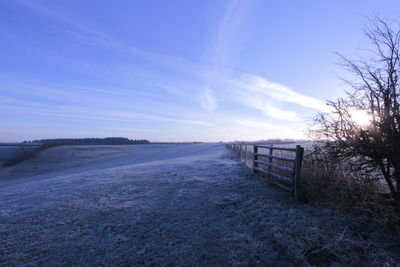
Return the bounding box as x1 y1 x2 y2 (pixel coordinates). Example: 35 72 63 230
312 18 400 200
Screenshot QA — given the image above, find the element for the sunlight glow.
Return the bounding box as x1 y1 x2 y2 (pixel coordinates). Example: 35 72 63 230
349 109 372 126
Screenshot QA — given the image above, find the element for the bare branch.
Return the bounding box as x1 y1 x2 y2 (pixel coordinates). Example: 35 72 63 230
313 17 400 200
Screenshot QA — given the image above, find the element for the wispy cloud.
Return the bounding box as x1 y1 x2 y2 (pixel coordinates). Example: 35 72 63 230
157 84 187 98
9 0 327 140
0 77 217 127
15 0 141 56
199 0 252 112
213 0 252 67
216 71 330 120
0 99 217 127
198 0 328 121
15 0 327 121
234 119 305 139
199 87 217 112
228 72 329 112
237 93 302 121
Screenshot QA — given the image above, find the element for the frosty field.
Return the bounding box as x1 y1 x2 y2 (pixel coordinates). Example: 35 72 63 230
0 143 398 266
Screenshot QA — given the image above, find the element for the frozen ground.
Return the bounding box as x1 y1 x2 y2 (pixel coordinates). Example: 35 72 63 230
0 143 398 266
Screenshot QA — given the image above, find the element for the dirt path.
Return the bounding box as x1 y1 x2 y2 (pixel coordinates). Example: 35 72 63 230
0 144 397 266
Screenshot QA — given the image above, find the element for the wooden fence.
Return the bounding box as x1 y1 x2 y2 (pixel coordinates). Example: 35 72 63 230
227 143 304 200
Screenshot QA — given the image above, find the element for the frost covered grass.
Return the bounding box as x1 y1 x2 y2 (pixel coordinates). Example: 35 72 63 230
0 144 399 266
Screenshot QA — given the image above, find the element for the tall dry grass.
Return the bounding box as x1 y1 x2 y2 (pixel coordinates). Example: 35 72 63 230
301 147 400 231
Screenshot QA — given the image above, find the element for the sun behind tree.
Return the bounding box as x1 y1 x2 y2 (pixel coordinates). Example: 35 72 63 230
312 17 400 201
348 109 373 127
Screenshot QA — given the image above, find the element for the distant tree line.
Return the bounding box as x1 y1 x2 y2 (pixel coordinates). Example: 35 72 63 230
23 137 150 145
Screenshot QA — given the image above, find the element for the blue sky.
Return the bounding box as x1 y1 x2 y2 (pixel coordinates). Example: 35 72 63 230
1 0 399 142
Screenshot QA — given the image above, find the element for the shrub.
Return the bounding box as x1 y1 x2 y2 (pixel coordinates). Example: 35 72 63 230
2 148 37 167
311 18 400 200
301 144 400 230
2 142 68 167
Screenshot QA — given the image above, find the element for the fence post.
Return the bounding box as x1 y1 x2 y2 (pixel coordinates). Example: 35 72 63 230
244 145 247 164
253 145 258 174
294 145 304 200
268 146 273 181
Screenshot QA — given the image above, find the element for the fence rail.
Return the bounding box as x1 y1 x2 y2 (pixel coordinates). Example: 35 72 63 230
227 143 304 200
